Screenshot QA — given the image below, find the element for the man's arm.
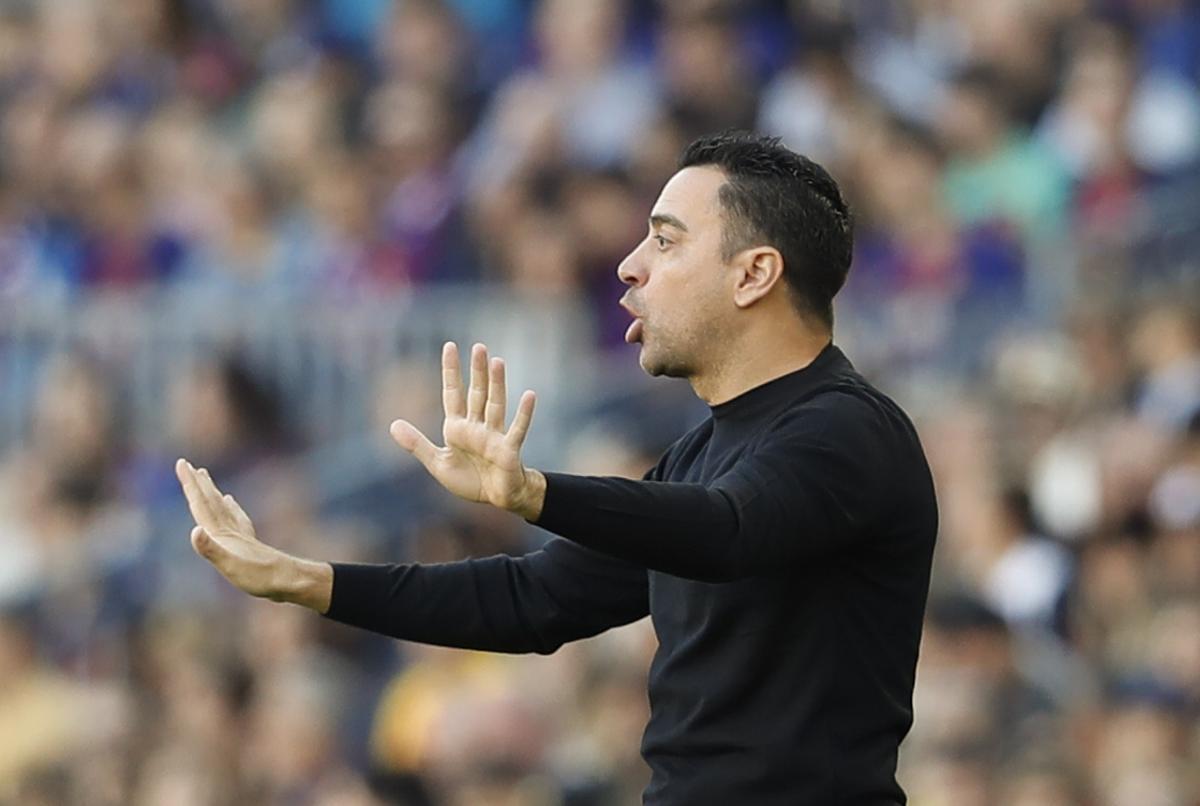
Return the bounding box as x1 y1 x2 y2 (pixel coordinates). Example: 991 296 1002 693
174 457 653 654
381 342 891 584
321 538 648 653
524 395 892 582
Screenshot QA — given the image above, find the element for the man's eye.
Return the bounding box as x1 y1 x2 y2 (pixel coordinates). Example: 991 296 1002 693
653 234 670 249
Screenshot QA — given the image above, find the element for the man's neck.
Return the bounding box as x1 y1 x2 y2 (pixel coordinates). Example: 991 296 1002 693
690 326 832 406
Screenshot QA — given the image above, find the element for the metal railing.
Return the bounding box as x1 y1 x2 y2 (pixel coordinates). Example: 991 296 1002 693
0 286 598 467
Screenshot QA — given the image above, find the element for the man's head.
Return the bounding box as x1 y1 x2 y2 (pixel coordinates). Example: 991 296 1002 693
617 130 853 380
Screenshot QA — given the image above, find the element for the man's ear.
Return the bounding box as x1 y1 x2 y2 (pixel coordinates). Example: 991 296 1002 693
732 247 785 309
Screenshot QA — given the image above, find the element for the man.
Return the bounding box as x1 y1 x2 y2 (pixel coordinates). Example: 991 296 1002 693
177 131 938 805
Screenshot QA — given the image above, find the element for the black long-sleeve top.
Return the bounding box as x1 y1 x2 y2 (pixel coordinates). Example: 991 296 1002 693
324 344 938 805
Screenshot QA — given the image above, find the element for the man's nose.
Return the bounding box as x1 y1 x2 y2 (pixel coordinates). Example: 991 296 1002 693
617 243 647 287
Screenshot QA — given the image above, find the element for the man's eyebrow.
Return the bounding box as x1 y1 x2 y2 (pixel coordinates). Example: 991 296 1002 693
649 213 689 233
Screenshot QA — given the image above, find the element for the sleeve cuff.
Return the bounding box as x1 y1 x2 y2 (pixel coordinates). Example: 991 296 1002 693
529 471 592 533
322 562 387 626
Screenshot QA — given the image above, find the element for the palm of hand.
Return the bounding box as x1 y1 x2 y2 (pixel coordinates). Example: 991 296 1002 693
390 342 537 512
437 417 520 503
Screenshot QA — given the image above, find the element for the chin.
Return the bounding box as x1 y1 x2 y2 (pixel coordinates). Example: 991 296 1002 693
637 347 662 376
637 348 656 375
640 348 691 379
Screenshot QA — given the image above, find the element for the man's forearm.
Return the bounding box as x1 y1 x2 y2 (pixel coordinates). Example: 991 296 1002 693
276 556 334 613
529 472 748 582
316 545 647 653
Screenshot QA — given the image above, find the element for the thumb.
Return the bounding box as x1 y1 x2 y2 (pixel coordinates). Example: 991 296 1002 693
190 526 223 562
390 419 438 468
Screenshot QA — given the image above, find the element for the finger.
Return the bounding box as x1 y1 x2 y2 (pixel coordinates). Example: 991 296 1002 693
223 493 253 530
505 390 536 448
196 467 249 535
485 357 506 431
176 459 218 525
194 466 229 519
442 341 466 419
390 419 440 470
466 343 488 422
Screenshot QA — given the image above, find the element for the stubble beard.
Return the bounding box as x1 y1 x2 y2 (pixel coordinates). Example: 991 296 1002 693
638 319 701 379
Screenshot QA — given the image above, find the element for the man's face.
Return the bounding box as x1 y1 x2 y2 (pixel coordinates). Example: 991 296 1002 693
617 165 733 378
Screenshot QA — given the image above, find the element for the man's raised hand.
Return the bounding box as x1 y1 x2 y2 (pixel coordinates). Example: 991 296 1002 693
174 459 332 611
389 342 545 520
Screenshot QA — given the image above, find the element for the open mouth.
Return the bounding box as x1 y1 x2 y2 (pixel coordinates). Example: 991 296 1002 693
625 318 643 344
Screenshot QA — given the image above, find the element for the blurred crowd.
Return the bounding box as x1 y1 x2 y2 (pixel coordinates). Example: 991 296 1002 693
1 0 1200 804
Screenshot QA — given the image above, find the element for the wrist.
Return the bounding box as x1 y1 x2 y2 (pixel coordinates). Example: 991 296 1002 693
514 468 547 522
276 556 334 613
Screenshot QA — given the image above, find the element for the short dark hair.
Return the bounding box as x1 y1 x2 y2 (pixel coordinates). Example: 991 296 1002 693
678 130 853 328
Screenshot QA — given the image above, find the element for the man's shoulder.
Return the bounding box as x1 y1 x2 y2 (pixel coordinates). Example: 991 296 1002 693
772 372 919 449
775 374 888 426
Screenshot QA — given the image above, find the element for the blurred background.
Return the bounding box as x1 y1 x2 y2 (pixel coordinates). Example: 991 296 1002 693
0 0 1199 804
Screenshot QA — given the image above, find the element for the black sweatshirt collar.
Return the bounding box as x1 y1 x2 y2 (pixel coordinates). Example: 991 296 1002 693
709 342 851 424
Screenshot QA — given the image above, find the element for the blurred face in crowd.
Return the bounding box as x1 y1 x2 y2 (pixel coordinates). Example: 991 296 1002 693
617 165 741 379
536 0 624 76
32 356 114 473
938 83 1006 159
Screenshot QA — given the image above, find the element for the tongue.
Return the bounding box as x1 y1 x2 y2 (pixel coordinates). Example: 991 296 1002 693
625 319 643 344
